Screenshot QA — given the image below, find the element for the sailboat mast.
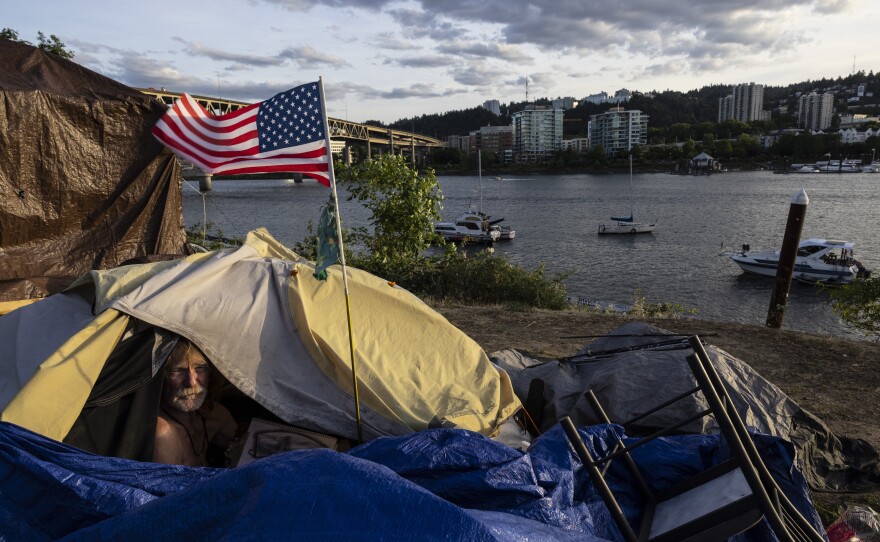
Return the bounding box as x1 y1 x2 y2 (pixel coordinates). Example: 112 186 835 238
629 148 634 219
478 149 483 214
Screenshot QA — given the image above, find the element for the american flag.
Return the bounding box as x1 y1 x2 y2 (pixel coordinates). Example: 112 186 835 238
152 82 331 186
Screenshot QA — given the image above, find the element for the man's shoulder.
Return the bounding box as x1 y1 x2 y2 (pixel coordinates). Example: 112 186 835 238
153 416 186 464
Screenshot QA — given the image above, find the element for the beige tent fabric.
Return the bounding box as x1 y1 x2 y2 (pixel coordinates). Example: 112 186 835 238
1 308 129 440
103 229 519 440
288 253 519 435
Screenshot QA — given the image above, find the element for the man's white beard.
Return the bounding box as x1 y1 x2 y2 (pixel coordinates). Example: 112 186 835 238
167 384 207 412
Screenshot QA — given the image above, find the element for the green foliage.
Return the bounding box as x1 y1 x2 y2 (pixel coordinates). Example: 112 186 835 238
336 154 443 264
2 27 74 59
0 28 21 41
628 288 697 318
388 107 509 140
826 277 880 336
186 222 243 251
354 249 571 310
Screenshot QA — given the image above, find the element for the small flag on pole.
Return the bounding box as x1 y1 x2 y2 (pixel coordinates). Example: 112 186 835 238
313 199 340 280
152 82 331 186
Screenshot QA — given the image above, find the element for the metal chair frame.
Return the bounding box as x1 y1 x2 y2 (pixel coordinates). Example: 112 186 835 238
560 335 825 542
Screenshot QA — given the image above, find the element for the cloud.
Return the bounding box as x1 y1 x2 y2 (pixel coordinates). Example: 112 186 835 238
373 32 420 51
279 45 350 68
437 42 532 63
386 55 458 69
326 80 466 101
379 83 467 99
172 38 285 67
389 8 467 41
107 53 207 90
450 62 511 87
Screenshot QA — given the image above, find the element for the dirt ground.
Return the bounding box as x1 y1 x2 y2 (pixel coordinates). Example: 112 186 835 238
435 304 880 520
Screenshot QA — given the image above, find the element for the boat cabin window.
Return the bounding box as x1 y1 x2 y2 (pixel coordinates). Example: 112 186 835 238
456 222 480 231
797 245 826 257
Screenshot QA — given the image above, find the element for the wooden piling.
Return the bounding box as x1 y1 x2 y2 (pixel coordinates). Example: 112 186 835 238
766 189 809 329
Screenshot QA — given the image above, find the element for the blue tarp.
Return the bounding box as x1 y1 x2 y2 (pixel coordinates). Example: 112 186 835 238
0 422 824 541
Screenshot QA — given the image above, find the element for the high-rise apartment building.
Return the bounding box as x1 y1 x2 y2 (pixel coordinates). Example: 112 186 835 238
482 100 501 116
797 92 835 131
717 83 765 122
511 105 563 162
589 107 648 156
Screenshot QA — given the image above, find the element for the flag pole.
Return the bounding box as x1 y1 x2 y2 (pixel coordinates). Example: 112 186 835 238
318 76 364 443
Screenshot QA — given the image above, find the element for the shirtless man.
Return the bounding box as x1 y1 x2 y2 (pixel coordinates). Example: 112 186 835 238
153 338 238 467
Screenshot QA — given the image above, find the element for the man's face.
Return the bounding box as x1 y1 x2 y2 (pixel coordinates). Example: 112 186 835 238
162 342 210 413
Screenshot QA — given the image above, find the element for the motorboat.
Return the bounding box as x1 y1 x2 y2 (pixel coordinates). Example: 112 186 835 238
434 150 515 243
862 162 880 173
791 164 818 173
452 210 515 240
434 213 501 244
598 216 656 234
816 160 861 173
598 153 656 235
729 238 870 284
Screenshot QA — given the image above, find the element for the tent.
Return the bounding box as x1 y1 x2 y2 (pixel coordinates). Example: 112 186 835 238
492 322 880 493
0 228 520 459
0 39 186 302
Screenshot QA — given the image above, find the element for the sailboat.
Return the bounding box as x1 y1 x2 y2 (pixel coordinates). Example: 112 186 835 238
434 150 516 241
598 151 655 235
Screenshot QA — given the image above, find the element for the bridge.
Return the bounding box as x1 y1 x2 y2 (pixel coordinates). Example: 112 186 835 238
138 88 444 163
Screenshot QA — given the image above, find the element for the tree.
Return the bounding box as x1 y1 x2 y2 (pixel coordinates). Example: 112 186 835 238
1 27 74 59
681 139 696 157
827 278 880 336
715 139 733 158
337 154 443 264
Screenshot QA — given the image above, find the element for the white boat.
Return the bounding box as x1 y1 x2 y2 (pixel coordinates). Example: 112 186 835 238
791 164 818 173
435 150 515 242
817 160 861 173
455 209 516 241
862 162 880 173
598 217 656 234
433 217 501 244
729 238 870 284
598 153 655 235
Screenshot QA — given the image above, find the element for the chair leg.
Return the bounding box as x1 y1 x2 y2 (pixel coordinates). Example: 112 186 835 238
687 337 825 542
560 417 642 542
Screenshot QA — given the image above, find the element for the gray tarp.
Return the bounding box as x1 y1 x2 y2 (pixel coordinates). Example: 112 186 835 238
491 321 880 493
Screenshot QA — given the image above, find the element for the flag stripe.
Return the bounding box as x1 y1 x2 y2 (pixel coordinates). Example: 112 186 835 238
152 82 331 186
155 113 259 156
177 96 260 135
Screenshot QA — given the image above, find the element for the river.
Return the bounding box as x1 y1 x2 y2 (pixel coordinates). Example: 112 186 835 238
182 170 880 338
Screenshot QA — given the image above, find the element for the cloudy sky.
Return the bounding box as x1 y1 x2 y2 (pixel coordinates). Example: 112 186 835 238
7 0 879 124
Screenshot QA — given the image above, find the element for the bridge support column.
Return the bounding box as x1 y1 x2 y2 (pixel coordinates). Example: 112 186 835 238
197 172 213 192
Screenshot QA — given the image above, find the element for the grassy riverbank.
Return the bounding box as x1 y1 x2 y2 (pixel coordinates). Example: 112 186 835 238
434 303 880 523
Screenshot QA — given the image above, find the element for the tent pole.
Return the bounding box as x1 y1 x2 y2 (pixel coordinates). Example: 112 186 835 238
319 76 363 443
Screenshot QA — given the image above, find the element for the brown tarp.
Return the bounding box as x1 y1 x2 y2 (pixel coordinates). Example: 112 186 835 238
0 39 185 301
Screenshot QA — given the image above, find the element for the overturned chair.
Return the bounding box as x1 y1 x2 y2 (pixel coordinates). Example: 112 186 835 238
561 335 825 542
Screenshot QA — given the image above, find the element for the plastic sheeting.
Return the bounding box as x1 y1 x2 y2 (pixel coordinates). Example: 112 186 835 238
492 322 880 493
0 39 186 301
0 421 823 541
